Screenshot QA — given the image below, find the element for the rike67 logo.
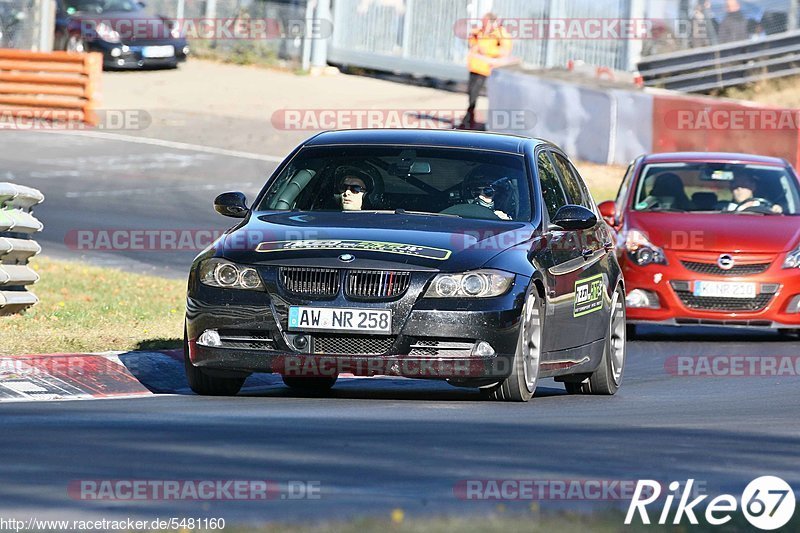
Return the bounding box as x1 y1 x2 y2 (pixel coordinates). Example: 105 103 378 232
626 477 796 530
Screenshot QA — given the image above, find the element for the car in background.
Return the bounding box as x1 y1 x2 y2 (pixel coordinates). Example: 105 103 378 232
184 129 626 402
599 152 800 337
54 0 189 69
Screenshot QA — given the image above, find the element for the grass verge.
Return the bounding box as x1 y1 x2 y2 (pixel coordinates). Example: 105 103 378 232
577 160 626 203
0 257 185 356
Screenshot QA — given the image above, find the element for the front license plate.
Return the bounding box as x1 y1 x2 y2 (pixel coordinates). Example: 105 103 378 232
288 306 391 334
142 45 175 58
693 281 757 299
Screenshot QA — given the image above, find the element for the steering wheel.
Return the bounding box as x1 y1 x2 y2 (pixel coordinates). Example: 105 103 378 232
737 197 776 213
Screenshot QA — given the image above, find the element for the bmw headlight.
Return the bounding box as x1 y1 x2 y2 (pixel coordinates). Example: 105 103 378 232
94 22 121 43
624 229 667 266
424 269 514 298
199 258 264 290
783 244 800 269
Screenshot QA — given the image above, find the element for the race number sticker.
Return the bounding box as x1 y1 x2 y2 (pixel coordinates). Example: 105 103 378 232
574 274 604 317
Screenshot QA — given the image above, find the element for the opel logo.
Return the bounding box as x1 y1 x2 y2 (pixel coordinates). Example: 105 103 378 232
339 254 355 263
717 254 735 270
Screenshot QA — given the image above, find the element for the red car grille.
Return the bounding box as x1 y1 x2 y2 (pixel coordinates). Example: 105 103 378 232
673 291 774 312
681 261 770 276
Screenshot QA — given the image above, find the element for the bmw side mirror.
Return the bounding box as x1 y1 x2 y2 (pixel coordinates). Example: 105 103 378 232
597 200 617 226
214 192 249 218
550 205 597 231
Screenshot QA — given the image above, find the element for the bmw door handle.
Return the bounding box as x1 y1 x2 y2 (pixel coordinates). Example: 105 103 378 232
603 241 613 252
581 248 593 260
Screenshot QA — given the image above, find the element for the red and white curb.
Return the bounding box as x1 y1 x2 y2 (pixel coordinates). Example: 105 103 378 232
0 350 386 403
0 351 160 402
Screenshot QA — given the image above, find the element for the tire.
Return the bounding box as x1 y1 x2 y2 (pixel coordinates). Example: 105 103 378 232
282 375 338 392
626 323 637 340
565 285 626 395
183 330 246 396
483 290 543 402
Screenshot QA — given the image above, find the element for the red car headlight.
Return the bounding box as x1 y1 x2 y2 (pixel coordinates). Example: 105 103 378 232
624 230 667 266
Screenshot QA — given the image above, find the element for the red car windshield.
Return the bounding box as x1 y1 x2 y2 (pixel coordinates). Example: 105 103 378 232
633 162 800 215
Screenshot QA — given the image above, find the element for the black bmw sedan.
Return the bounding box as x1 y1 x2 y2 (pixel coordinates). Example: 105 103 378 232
54 0 188 69
185 129 626 402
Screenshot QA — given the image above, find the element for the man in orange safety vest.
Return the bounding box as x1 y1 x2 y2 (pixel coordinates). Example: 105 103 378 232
459 13 513 130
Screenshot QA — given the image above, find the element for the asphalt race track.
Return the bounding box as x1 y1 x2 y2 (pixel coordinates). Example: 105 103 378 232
1 130 799 525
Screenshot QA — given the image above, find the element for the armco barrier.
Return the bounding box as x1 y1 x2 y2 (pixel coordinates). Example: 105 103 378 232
0 49 102 125
0 183 44 316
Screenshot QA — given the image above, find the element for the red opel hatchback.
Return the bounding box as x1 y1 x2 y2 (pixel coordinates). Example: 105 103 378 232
599 152 800 336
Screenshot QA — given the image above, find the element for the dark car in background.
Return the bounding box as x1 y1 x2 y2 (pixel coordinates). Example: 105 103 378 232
184 129 626 402
54 0 188 69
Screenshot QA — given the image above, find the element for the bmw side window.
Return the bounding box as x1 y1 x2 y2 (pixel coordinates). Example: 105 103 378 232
536 151 567 220
566 160 597 212
552 153 589 208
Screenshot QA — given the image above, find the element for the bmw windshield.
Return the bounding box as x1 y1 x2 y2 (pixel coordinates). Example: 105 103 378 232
256 146 533 222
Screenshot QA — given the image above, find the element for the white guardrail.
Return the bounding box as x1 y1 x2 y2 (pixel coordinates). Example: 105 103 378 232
0 183 43 316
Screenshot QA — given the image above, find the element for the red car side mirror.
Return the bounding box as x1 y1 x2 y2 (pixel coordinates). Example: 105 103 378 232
597 200 617 226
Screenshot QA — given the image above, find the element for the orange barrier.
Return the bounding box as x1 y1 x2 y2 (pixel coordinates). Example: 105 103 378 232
0 49 102 125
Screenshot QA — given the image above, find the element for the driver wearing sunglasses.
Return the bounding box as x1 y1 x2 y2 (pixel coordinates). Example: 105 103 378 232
468 180 511 220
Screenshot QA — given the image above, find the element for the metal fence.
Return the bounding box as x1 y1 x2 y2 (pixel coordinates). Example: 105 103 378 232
144 0 308 65
0 183 43 317
0 0 42 50
328 0 656 80
327 0 800 78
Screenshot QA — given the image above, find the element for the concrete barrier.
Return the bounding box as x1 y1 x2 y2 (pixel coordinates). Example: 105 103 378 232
488 68 653 165
488 67 800 169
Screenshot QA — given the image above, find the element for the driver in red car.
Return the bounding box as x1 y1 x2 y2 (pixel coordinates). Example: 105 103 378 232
723 173 783 213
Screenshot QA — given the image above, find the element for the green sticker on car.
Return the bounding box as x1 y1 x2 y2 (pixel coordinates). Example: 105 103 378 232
255 240 451 260
574 274 604 317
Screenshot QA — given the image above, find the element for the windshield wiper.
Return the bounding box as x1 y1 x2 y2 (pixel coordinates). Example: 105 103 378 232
393 209 462 218
646 207 687 213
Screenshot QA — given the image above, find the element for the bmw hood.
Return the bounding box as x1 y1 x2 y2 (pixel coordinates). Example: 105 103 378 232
219 211 535 272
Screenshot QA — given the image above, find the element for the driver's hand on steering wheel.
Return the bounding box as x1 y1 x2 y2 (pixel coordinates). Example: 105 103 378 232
494 210 512 220
737 199 783 213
